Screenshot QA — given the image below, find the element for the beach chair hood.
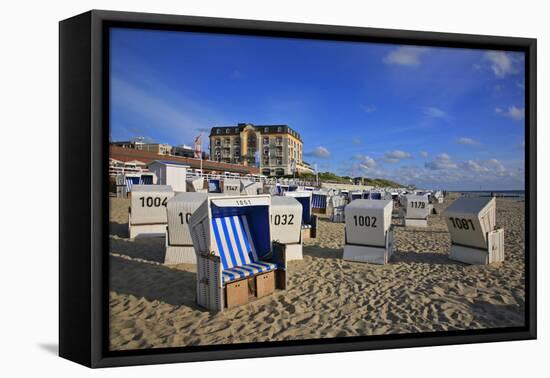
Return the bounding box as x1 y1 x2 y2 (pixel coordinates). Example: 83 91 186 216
345 199 393 247
443 197 497 249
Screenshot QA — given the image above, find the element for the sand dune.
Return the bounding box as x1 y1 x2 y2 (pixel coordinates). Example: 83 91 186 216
109 195 525 350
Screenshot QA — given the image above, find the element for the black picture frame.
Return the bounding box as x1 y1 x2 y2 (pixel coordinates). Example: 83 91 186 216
59 9 537 368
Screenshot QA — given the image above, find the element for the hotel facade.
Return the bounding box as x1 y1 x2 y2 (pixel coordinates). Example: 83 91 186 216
209 123 313 177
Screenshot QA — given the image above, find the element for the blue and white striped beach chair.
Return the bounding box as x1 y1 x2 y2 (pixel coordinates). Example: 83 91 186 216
212 215 279 283
190 194 287 311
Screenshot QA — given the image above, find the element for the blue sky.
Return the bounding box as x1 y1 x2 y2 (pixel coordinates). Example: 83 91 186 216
110 28 525 190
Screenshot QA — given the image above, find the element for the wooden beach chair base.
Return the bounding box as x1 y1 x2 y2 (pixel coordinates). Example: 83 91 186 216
164 245 196 265
449 229 504 265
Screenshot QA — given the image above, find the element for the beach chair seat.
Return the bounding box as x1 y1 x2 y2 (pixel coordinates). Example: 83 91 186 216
211 214 279 283
222 261 279 283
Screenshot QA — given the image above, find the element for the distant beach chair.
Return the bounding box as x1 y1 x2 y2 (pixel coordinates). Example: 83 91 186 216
443 197 504 265
311 190 328 215
284 191 318 239
208 178 221 193
128 185 174 239
186 176 207 192
350 191 363 202
222 179 241 195
271 196 304 261
401 194 431 227
189 195 287 311
241 180 263 195
343 199 394 264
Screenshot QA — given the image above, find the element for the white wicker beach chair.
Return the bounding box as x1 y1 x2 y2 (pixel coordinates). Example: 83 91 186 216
284 191 318 239
271 196 303 261
128 185 174 239
165 192 214 264
343 199 394 264
443 197 504 264
189 195 287 311
401 194 431 227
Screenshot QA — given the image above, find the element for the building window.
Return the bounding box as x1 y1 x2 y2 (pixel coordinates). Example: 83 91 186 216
276 137 282 146
263 147 269 155
264 127 268 133
226 129 230 134
277 159 283 166
277 127 282 132
216 129 221 135
215 138 221 146
263 136 269 145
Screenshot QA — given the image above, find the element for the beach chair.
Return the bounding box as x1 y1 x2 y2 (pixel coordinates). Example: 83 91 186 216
284 191 318 239
311 190 328 215
401 194 431 227
241 181 262 195
271 196 304 261
350 191 362 202
128 185 174 239
186 176 207 192
165 192 216 264
208 179 222 193
189 195 287 311
223 179 241 195
343 199 394 264
443 197 504 265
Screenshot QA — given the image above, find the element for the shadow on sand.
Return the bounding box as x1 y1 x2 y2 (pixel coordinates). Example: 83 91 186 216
391 250 459 265
302 245 343 260
109 221 129 238
109 236 166 264
109 255 199 309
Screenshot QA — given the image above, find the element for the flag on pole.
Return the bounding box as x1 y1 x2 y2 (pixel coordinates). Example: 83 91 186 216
194 134 202 159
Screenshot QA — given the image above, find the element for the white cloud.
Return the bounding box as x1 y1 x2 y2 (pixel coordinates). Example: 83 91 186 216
306 146 331 158
419 151 429 158
383 150 412 164
484 51 514 78
354 154 377 169
505 106 525 120
456 137 479 146
360 104 376 113
383 46 428 66
462 160 489 173
424 107 447 118
495 107 503 113
425 153 458 170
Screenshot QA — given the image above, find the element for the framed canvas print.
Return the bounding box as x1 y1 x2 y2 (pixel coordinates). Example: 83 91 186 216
59 10 536 368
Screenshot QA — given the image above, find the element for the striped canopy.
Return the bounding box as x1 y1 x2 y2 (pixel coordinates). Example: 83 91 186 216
212 215 277 283
312 192 327 209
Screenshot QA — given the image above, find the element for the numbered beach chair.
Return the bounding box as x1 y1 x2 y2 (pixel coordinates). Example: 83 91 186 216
401 194 431 227
186 176 207 192
350 191 363 202
443 197 504 265
284 191 318 239
165 192 210 264
223 179 241 195
311 190 328 215
343 199 394 264
189 195 287 311
241 181 263 195
270 196 304 261
128 185 174 239
208 178 222 193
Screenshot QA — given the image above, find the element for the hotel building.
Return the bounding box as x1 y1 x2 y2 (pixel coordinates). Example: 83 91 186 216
209 123 313 177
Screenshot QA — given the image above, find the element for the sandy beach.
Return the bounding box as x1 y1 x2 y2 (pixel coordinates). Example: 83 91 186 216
109 194 525 350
